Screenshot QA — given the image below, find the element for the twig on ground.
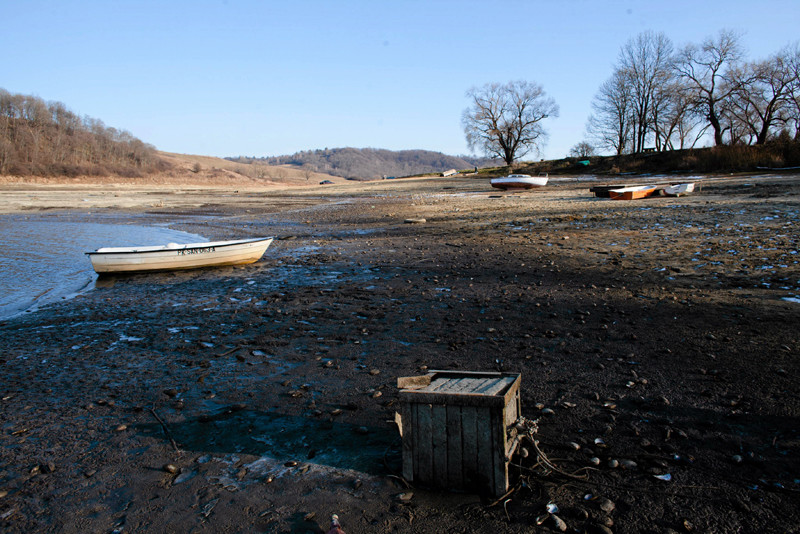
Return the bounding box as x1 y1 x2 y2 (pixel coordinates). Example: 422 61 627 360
150 407 180 453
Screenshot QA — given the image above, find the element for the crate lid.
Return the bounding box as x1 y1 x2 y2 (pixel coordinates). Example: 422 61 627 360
398 371 520 406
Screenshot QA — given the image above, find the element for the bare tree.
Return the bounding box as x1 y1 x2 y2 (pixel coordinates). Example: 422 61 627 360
729 48 797 144
587 70 633 155
675 29 745 146
568 141 595 158
462 80 558 164
655 79 709 150
788 44 800 139
618 31 675 152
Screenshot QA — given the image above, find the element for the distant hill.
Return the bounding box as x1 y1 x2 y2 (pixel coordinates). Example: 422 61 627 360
227 148 497 179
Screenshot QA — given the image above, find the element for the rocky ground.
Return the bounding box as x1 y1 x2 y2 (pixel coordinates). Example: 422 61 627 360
0 173 799 533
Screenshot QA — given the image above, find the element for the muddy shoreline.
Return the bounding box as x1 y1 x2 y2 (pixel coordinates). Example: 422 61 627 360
1 174 799 533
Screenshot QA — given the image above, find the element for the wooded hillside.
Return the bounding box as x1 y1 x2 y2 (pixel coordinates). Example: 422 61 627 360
0 88 164 177
228 148 496 179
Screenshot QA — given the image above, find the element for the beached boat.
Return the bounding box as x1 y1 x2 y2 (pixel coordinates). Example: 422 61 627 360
662 182 695 197
490 174 548 190
590 184 632 198
86 236 274 274
607 185 658 200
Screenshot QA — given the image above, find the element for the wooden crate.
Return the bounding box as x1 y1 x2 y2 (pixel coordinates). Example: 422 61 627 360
397 371 521 497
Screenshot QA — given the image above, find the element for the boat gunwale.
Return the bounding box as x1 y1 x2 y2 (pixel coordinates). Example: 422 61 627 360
85 236 274 256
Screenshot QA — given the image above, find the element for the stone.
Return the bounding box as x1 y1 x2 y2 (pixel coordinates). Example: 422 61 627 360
599 497 615 513
550 514 568 532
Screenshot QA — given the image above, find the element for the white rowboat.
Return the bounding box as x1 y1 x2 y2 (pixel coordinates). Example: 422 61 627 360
662 183 695 196
86 236 274 274
490 174 548 190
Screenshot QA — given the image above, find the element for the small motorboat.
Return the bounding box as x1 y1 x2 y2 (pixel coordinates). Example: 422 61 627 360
86 236 274 274
607 185 658 200
662 183 695 196
490 173 548 190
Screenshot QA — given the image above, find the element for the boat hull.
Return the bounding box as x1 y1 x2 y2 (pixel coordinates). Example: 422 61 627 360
490 175 548 190
608 186 657 200
86 237 274 274
662 183 695 196
590 185 632 198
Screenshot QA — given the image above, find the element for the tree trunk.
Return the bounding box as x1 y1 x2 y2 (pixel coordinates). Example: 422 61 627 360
709 107 724 146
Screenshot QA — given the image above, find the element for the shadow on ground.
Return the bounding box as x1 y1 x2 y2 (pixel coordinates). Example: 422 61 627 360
138 408 402 475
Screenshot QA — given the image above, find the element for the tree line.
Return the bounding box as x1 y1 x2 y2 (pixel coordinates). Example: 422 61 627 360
0 88 163 177
586 30 800 156
462 30 800 164
229 148 494 179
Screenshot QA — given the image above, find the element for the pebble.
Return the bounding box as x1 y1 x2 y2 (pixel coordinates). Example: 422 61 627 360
404 218 426 224
304 512 316 521
163 464 178 474
284 460 298 467
607 459 619 469
541 408 555 416
732 454 743 464
115 424 128 432
589 457 601 466
369 369 381 375
41 462 56 474
599 498 616 513
395 492 413 502
619 459 637 470
569 442 581 451
550 514 568 532
0 490 7 498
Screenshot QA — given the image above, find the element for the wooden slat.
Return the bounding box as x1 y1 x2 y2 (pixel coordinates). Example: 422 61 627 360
461 406 478 489
401 404 414 481
483 375 516 397
415 403 433 484
476 406 493 493
470 378 500 395
431 404 448 487
397 374 431 390
492 406 507 497
446 404 463 488
437 377 474 393
399 391 507 408
424 378 450 392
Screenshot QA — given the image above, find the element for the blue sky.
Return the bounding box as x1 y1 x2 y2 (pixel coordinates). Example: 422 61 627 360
3 0 798 160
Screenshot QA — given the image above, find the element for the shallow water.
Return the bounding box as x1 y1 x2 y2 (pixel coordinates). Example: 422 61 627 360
0 217 204 319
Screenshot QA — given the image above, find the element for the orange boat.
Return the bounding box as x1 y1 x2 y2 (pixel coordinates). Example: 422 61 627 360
608 185 658 200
